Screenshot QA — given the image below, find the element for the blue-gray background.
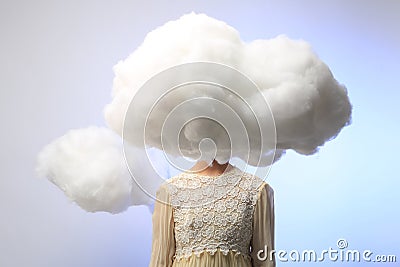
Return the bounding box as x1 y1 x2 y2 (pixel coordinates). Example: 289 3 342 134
1 0 399 266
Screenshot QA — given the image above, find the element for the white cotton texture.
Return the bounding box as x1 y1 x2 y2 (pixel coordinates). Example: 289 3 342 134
35 126 158 213
104 12 352 165
36 12 352 214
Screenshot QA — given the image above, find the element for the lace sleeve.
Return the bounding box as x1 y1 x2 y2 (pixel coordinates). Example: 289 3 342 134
149 184 176 267
250 182 275 267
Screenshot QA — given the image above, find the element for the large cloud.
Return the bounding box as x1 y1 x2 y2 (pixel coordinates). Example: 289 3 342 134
36 12 352 213
104 12 352 166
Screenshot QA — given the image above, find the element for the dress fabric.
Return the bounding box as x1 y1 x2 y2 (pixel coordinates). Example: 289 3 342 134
149 166 275 267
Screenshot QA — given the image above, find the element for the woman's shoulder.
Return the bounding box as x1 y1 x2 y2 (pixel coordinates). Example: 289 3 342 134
155 174 183 196
237 170 272 190
241 172 274 201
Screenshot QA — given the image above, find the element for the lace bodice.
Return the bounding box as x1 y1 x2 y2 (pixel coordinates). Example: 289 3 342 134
162 167 265 261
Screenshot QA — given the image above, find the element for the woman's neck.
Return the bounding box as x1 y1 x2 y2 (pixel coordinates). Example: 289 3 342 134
189 159 234 176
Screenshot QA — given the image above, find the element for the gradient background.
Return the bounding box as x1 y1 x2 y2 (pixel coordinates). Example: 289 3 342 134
1 0 399 266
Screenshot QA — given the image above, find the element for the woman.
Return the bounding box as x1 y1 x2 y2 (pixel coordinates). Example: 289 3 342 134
149 159 275 267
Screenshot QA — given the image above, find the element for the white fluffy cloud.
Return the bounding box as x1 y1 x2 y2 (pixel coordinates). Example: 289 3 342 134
104 12 352 165
35 126 166 213
36 12 352 213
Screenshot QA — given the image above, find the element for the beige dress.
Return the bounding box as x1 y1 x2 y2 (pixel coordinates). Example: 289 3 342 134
149 166 275 267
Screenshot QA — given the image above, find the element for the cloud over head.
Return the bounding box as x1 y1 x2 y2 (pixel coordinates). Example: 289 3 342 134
36 12 352 213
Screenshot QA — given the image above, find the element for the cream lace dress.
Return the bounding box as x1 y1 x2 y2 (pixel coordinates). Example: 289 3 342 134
149 166 275 267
